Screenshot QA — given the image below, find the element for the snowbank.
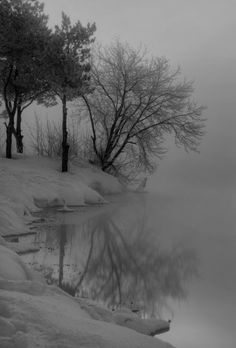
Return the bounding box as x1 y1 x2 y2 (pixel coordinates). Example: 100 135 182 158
77 298 170 336
0 244 174 348
0 245 42 282
0 156 123 237
71 158 124 195
0 200 26 237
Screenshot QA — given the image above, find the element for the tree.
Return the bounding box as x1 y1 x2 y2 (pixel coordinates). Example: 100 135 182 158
0 0 51 157
82 41 205 180
45 13 96 172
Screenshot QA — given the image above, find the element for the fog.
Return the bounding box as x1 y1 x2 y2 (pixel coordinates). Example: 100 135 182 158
20 0 235 191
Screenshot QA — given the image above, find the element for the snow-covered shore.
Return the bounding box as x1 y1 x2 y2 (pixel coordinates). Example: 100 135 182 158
0 156 174 348
0 156 123 237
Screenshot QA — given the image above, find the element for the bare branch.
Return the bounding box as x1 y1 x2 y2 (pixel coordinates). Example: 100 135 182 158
81 41 205 179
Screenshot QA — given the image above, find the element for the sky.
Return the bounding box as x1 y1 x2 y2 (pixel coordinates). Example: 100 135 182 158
28 0 235 190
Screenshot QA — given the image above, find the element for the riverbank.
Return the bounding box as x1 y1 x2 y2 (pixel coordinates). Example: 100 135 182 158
0 155 174 348
0 155 123 237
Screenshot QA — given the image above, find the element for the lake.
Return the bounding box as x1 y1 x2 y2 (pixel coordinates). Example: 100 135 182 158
20 170 235 348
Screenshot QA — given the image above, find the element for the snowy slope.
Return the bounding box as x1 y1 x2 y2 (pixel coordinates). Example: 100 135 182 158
0 156 123 237
0 244 174 348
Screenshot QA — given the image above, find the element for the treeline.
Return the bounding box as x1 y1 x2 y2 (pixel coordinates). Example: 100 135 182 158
0 0 205 179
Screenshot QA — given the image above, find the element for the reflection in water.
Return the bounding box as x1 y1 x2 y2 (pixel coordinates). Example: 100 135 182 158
74 215 198 317
22 195 199 317
58 225 67 288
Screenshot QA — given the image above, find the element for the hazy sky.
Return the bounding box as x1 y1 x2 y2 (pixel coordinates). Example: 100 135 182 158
42 0 236 68
38 0 236 189
16 0 234 191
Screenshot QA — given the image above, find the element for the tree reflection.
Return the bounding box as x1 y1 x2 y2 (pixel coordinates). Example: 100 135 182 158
71 207 198 317
31 199 199 317
58 224 67 288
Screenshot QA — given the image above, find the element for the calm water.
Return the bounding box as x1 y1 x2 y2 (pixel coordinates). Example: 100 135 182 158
21 181 235 348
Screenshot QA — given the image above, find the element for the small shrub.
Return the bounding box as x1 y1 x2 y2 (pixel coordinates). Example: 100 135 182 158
28 113 91 160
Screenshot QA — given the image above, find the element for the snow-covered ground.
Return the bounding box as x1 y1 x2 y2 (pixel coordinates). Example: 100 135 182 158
0 156 122 237
0 156 174 348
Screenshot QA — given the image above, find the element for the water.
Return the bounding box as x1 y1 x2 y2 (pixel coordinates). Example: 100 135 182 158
20 182 235 348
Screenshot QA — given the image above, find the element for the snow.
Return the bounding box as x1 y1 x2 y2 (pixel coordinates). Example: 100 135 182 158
71 157 124 195
0 155 175 348
0 156 122 237
57 201 75 212
0 245 41 282
76 299 170 336
0 200 26 237
0 244 174 348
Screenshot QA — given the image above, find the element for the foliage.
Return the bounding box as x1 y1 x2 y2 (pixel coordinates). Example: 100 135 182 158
0 0 52 156
82 41 205 180
44 12 96 171
46 12 96 100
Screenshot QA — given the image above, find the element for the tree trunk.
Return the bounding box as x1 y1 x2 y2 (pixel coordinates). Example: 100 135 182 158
5 115 14 159
14 105 24 153
61 94 70 172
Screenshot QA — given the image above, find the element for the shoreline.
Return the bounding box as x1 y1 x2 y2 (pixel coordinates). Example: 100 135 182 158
0 156 174 348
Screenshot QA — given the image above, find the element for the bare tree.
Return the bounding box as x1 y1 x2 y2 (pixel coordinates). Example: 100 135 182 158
82 41 205 180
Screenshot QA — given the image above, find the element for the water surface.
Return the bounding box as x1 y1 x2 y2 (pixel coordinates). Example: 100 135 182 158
21 182 235 348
